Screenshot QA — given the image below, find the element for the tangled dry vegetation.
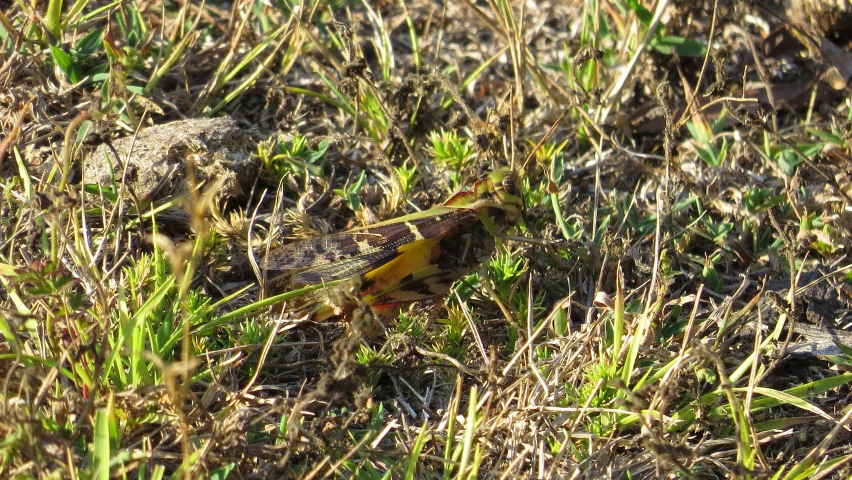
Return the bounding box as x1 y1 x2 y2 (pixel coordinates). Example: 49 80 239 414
2 0 852 478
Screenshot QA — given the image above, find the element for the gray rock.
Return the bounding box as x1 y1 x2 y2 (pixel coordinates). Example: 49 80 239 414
84 116 257 203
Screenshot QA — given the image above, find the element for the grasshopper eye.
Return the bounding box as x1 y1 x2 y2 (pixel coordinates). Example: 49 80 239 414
501 173 517 195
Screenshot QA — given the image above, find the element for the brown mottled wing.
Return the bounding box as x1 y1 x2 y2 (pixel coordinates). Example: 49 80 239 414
260 207 480 285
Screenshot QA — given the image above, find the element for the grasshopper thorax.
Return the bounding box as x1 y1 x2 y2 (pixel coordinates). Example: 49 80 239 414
444 169 523 237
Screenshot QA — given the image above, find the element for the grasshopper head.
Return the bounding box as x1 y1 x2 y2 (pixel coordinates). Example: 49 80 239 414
474 169 524 236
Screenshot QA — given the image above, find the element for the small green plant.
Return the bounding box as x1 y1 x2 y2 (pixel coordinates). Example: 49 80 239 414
426 131 476 186
394 164 417 196
396 311 424 338
800 211 840 254
437 306 470 358
334 169 368 213
570 362 620 436
701 252 724 293
626 0 707 57
698 215 734 245
686 113 729 168
743 187 786 215
488 249 525 301
354 343 379 366
258 136 329 183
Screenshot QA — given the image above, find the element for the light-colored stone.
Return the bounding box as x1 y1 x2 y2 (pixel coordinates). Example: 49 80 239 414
84 116 257 203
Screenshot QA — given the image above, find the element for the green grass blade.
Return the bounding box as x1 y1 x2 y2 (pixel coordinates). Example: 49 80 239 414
45 0 62 39
405 420 430 480
92 402 111 480
457 386 477 479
